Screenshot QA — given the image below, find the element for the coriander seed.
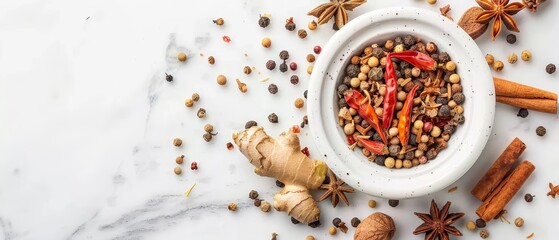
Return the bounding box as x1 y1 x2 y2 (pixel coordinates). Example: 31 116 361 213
216 74 227 85
268 84 278 94
285 17 296 31
258 15 270 28
368 199 377 208
245 120 257 129
524 193 534 202
165 73 173 82
294 98 305 108
506 34 516 44
249 190 259 199
268 113 278 123
514 217 524 227
546 63 556 74
197 108 206 118
449 73 460 83
388 199 399 207
328 226 337 235
445 61 457 71
536 126 546 136
351 217 361 227
260 201 271 212
493 60 504 72
517 108 529 118
521 50 532 61
466 220 476 231
176 155 184 164
308 20 317 30
243 66 252 75
174 166 182 175
261 37 272 48
228 203 237 211
177 52 187 62
266 60 276 70
204 124 214 133
480 229 489 239
208 56 215 64
173 138 183 147
191 93 200 102
508 53 518 64
298 29 307 39
305 235 315 240
185 98 194 107
485 54 495 65
213 18 224 26
306 54 315 63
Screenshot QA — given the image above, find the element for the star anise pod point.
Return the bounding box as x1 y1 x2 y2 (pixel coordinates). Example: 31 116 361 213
307 0 367 30
413 199 465 240
474 0 525 40
318 169 355 207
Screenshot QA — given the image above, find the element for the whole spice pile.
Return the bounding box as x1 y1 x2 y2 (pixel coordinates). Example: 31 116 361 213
337 35 466 169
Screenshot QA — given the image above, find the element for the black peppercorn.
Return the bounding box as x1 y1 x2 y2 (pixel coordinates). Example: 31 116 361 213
368 67 384 81
403 34 416 47
476 218 486 228
345 64 360 78
266 60 276 70
279 61 288 72
438 52 451 63
290 75 299 85
268 84 278 94
275 180 285 188
268 113 279 123
453 92 465 104
285 18 296 31
439 105 451 117
291 217 300 224
506 34 516 44
546 63 556 74
308 220 320 228
332 218 342 227
524 193 534 202
258 15 270 28
279 50 289 60
536 126 546 136
388 145 401 157
338 98 348 108
435 97 448 105
372 47 384 59
249 190 259 199
426 148 437 160
388 199 399 207
165 73 173 82
351 217 361 227
304 90 308 99
245 120 258 129
517 108 529 118
337 84 349 96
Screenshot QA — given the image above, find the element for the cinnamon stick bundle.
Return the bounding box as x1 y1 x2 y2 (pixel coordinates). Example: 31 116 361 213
471 138 526 201
494 77 558 114
476 160 535 222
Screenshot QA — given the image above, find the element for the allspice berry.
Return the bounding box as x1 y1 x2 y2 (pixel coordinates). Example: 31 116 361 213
368 199 377 208
173 138 183 147
258 15 270 28
243 66 252 75
261 37 272 48
298 29 308 39
177 52 187 62
307 54 316 63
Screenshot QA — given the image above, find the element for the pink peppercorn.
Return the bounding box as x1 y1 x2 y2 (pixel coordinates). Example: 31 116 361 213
222 35 231 43
419 156 428 164
290 62 297 70
423 122 433 132
313 45 322 54
191 161 198 170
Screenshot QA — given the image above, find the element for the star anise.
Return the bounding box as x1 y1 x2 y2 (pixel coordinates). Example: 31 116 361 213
547 182 559 198
413 200 465 240
307 0 367 30
318 169 355 207
475 0 525 41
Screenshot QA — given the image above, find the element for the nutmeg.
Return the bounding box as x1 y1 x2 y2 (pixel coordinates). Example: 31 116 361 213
354 212 396 240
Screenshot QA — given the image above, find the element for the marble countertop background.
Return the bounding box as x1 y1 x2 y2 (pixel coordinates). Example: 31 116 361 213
1 0 558 239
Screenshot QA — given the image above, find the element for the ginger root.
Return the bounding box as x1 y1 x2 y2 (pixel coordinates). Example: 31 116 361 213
232 126 328 224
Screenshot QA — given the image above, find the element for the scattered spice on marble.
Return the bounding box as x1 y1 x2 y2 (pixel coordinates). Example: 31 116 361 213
517 108 529 118
174 166 182 175
197 108 206 118
268 113 278 123
243 66 252 75
536 126 546 136
301 147 310 157
228 202 238 211
213 18 224 26
485 54 495 65
307 54 315 63
184 183 196 197
185 98 194 107
204 124 214 133
190 161 198 170
203 133 213 142
254 198 262 207
191 93 200 102
260 201 272 212
271 232 278 240
275 180 285 188
427 0 437 4
291 217 300 224
308 20 317 30
165 73 173 82
279 61 288 72
285 17 296 31
262 37 272 48
222 35 231 43
313 45 322 54
368 199 377 208
328 226 337 235
546 63 556 74
480 229 489 239
332 217 349 233
467 220 476 231
524 193 534 202
413 200 464 239
178 52 187 62
351 217 361 228
298 29 308 39
249 190 259 199
290 75 299 85
305 235 315 240
295 98 305 108
514 217 524 227
388 199 399 207
307 65 313 74
236 79 248 93
439 4 452 20
266 60 276 70
290 62 298 71
521 50 532 61
307 0 366 30
493 60 504 72
226 142 234 150
216 74 227 85
245 120 258 129
448 186 458 193
548 182 559 198
173 138 183 147
508 53 518 64
259 15 270 28
208 56 215 64
268 84 278 94
476 218 486 228
304 90 308 99
308 220 321 228
506 34 517 44
527 233 535 239
176 155 184 164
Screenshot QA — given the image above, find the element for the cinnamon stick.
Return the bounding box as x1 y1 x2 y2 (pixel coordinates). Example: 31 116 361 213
471 138 526 201
494 77 558 114
476 160 535 222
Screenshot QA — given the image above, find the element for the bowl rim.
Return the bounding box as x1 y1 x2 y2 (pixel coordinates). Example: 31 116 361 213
307 7 495 199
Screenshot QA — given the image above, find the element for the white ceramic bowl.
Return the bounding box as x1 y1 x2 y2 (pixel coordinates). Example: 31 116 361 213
308 7 495 199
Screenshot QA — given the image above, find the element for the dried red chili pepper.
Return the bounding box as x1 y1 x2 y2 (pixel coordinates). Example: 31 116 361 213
390 51 437 71
356 138 388 155
381 52 397 130
346 135 356 145
345 90 388 144
301 147 310 157
398 84 419 153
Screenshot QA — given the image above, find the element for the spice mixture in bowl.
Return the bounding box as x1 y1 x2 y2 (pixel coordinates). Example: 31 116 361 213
307 7 495 199
337 36 466 169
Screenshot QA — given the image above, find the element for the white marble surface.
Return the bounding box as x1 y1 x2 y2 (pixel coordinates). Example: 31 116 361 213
1 0 558 239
